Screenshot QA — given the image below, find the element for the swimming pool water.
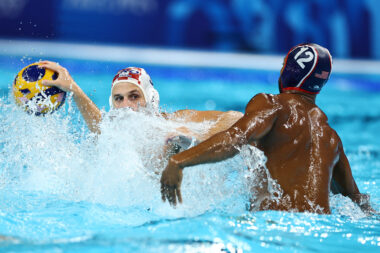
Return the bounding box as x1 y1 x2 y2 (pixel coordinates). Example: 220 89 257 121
0 55 379 252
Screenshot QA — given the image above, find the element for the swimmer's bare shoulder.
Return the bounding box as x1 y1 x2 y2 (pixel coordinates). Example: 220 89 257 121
161 109 243 143
164 109 243 123
243 93 279 118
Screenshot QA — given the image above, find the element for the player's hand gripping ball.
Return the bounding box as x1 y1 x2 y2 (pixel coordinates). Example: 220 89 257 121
13 63 66 116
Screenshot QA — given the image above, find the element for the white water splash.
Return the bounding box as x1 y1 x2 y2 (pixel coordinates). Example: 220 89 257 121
0 97 262 220
238 145 285 211
0 95 369 222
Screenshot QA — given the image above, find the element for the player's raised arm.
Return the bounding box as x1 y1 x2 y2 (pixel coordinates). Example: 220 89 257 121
39 61 102 134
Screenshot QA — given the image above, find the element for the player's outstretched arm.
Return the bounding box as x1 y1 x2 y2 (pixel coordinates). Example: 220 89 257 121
39 61 102 134
160 93 278 206
331 142 375 214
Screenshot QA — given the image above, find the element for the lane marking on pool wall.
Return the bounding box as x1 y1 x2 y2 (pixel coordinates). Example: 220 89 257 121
1 39 380 74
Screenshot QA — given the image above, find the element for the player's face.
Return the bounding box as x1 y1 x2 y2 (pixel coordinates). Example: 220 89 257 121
112 82 146 111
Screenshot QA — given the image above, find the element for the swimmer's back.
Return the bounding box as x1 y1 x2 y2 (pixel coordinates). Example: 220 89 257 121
255 93 340 212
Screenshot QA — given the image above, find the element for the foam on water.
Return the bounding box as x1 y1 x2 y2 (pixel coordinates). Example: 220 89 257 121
0 95 268 223
0 93 374 233
0 87 379 252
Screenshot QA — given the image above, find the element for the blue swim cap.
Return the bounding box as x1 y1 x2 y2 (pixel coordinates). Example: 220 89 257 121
279 43 332 94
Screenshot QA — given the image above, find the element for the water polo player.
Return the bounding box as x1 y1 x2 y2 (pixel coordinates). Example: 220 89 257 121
39 61 243 151
160 43 374 214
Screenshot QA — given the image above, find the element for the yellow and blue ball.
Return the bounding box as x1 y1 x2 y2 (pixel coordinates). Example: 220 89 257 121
13 63 66 116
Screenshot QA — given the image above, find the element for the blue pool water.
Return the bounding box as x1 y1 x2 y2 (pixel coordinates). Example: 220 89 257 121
0 54 379 252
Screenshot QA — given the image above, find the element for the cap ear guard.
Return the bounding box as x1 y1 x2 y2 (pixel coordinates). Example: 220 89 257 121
279 43 332 94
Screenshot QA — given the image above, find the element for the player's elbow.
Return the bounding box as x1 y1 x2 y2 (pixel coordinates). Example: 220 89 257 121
226 127 248 147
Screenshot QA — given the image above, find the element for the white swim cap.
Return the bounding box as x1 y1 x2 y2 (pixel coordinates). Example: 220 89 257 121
109 67 159 110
